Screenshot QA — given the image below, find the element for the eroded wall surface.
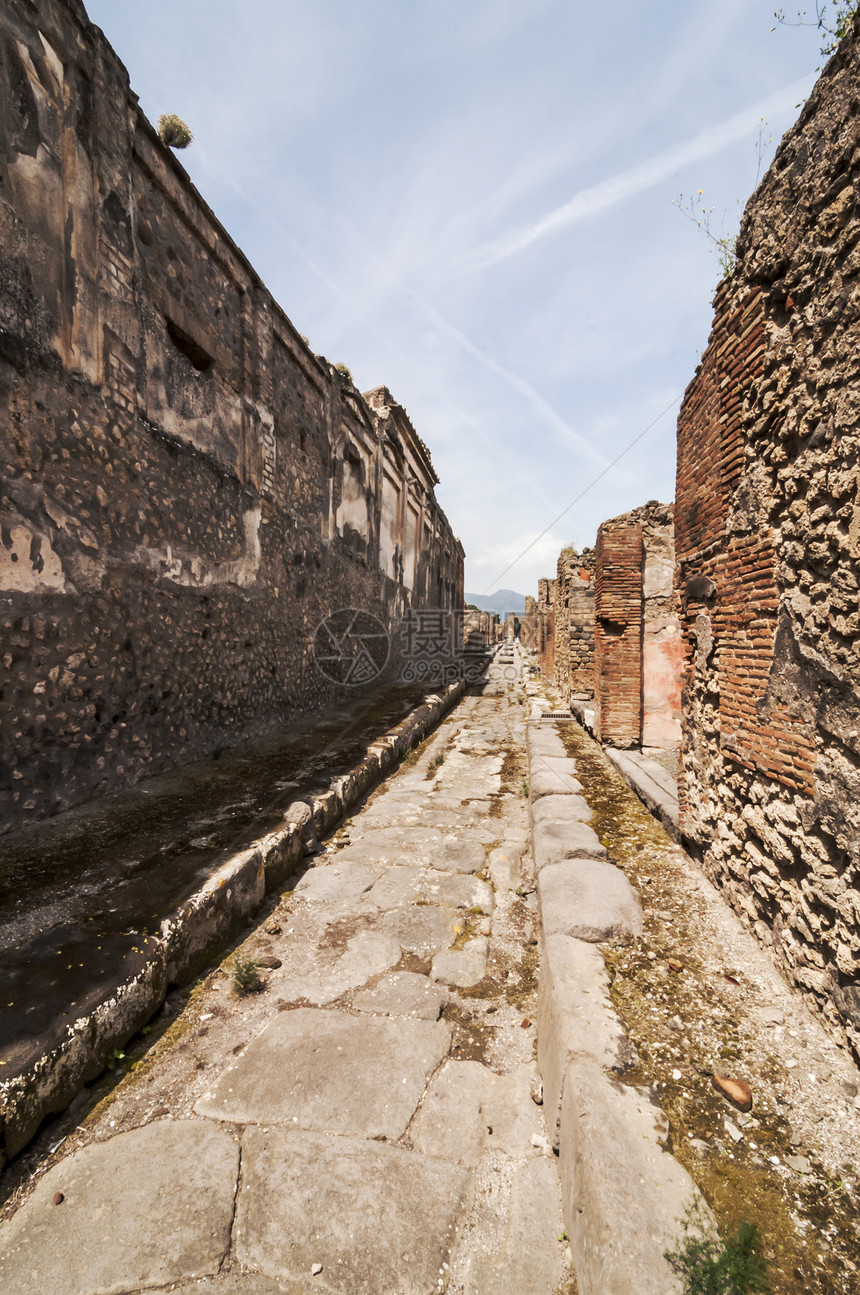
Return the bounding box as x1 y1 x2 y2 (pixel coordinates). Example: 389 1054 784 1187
535 577 556 680
0 0 463 834
675 23 860 1056
552 548 595 704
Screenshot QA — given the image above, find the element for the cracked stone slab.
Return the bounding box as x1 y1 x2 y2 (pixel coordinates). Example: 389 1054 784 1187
351 970 448 1020
148 1279 308 1294
195 1008 451 1139
367 866 426 909
425 872 494 912
538 859 643 943
463 1157 564 1295
341 827 445 866
430 935 489 987
235 1128 471 1295
292 860 384 904
278 929 402 1005
412 1060 547 1170
410 1059 489 1167
531 794 593 825
533 818 607 869
379 904 460 956
0 1120 239 1295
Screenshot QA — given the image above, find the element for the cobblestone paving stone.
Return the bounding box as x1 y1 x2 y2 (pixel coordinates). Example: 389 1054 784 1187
0 644 576 1295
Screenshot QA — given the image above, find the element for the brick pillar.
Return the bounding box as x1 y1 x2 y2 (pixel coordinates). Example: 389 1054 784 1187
594 523 643 746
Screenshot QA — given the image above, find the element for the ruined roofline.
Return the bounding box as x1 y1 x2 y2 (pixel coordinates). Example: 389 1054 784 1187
62 0 439 481
363 385 440 486
598 499 673 531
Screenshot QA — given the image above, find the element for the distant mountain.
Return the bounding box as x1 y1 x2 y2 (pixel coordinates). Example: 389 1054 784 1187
464 589 527 617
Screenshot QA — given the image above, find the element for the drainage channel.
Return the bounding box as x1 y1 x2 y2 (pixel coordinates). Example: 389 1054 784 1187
0 679 466 1168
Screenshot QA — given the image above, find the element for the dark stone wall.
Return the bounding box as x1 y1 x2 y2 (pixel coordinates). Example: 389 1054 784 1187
0 0 463 834
675 19 860 1058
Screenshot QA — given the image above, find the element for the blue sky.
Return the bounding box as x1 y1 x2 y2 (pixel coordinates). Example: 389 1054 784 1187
84 0 823 597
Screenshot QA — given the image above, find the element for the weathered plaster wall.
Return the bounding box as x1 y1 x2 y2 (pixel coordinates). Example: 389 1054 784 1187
675 20 860 1056
0 0 463 834
591 502 680 749
641 506 683 750
463 608 499 649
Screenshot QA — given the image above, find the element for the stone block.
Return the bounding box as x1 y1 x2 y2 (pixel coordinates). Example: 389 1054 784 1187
532 794 593 825
536 934 636 1145
538 859 643 943
195 1007 451 1139
0 1121 239 1295
235 1128 470 1294
533 818 607 869
559 1060 707 1295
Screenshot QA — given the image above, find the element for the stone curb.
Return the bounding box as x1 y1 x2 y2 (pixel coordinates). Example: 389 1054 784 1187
0 680 465 1167
527 720 705 1295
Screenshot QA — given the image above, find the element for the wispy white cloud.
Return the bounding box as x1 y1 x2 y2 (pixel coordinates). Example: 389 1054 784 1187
469 531 568 591
466 75 811 271
409 298 611 469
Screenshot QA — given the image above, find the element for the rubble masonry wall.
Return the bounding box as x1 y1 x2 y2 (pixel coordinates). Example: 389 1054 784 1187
675 21 860 1056
0 0 463 834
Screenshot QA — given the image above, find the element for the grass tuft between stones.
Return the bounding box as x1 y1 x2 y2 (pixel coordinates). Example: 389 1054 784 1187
666 1195 770 1294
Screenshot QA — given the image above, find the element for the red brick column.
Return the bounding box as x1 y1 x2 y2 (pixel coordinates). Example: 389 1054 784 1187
594 523 643 746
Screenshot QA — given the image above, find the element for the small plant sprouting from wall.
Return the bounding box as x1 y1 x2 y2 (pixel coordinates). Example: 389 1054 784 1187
773 0 859 56
674 119 773 283
665 1197 770 1295
674 193 740 281
158 113 194 149
333 362 353 382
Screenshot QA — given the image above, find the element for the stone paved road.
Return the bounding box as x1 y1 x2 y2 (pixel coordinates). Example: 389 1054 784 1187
0 645 574 1295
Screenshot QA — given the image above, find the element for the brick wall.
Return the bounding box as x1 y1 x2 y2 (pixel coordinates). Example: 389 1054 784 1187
535 578 556 680
535 512 679 747
0 0 463 833
594 522 643 745
675 19 860 1057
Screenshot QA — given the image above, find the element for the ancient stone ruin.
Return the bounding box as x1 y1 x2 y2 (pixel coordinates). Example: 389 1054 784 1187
537 21 860 1061
0 0 462 836
675 24 860 1058
537 503 681 753
3 0 860 1288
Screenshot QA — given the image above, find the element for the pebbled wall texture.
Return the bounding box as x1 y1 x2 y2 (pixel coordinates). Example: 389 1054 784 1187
0 0 463 835
675 20 860 1058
